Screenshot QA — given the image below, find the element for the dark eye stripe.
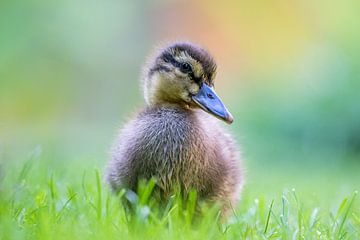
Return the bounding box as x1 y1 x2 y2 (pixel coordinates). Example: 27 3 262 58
161 51 202 84
189 72 202 84
180 62 192 73
162 52 193 73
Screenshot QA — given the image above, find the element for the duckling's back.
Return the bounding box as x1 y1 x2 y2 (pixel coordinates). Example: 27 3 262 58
106 106 243 205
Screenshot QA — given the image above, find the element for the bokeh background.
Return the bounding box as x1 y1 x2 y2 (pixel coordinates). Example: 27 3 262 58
1 0 359 201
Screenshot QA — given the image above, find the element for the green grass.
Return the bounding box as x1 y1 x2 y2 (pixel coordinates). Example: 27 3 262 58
0 149 359 240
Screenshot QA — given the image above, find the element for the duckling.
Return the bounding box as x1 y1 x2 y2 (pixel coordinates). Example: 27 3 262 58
106 42 243 216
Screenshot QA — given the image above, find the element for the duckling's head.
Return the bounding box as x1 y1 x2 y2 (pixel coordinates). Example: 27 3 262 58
143 42 233 124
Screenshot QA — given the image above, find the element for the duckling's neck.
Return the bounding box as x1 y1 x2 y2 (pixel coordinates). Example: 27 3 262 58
149 102 191 111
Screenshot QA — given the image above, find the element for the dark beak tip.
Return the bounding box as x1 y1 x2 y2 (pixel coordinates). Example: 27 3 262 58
226 114 234 124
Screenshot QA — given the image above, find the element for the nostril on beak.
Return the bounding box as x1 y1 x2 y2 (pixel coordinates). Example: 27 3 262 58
207 93 214 99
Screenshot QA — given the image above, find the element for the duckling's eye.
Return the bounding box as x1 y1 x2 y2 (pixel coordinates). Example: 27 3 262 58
180 62 192 73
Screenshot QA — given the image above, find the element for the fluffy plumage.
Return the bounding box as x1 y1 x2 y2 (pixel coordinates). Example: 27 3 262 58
106 42 243 216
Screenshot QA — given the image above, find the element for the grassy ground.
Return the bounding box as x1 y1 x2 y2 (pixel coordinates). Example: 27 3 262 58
0 146 359 240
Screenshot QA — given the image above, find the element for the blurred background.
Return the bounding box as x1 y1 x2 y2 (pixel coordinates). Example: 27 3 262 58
1 0 359 198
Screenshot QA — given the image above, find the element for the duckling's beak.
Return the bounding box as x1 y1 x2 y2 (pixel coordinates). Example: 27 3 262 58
192 83 234 124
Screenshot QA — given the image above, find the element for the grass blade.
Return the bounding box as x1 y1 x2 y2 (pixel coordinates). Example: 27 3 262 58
264 199 274 234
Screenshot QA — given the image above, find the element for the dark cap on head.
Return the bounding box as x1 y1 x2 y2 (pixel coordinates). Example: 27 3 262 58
158 42 217 84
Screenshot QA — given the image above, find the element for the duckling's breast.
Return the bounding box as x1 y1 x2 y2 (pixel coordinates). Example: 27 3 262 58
108 105 229 198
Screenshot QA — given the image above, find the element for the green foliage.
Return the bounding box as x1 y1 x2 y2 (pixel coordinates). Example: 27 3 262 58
0 153 359 240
